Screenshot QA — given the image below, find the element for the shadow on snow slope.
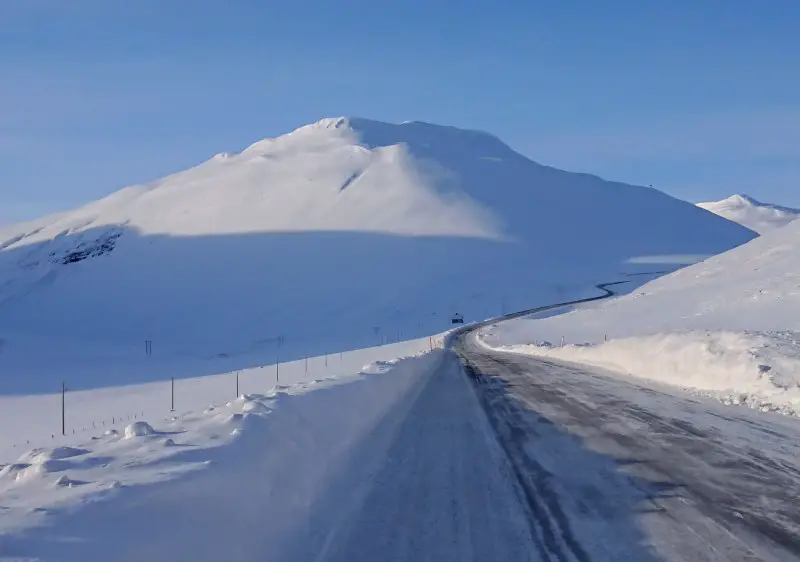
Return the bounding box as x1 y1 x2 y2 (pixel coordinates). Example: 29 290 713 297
0 224 709 395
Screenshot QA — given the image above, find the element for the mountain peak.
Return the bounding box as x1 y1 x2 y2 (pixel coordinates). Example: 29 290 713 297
311 116 351 129
725 193 761 206
292 116 353 133
697 194 799 234
280 117 512 154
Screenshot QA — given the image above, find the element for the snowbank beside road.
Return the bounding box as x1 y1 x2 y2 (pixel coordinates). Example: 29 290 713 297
483 330 800 416
0 350 440 560
0 336 443 459
482 217 800 418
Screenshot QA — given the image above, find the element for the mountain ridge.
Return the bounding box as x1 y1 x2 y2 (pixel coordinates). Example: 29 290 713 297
698 193 799 233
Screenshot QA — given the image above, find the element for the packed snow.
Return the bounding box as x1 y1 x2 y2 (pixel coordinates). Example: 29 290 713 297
483 218 800 415
697 193 799 233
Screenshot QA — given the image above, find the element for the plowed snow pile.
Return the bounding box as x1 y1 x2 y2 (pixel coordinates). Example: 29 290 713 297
483 219 800 416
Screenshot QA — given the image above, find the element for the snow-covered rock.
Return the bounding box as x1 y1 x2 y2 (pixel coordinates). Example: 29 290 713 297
698 194 799 234
124 422 155 439
54 475 80 488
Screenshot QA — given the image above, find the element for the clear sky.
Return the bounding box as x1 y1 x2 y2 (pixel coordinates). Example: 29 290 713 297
1 1 798 224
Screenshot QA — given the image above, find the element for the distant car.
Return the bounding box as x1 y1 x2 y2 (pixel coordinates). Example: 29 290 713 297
451 313 464 324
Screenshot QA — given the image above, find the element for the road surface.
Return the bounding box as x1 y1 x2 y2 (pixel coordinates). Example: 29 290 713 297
452 330 800 561
317 283 800 561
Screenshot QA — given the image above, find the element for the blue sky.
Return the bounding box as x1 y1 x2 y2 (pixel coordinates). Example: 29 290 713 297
1 1 799 224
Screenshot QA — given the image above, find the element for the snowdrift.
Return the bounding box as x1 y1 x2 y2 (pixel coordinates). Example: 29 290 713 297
487 331 800 416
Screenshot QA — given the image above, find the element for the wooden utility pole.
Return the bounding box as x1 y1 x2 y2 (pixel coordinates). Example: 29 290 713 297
276 336 283 384
61 381 66 436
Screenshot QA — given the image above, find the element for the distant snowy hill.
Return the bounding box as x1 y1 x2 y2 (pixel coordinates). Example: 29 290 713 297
497 218 800 338
698 194 799 234
0 117 755 392
487 218 800 413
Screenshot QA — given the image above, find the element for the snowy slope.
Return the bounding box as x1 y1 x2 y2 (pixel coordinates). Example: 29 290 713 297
0 347 447 560
485 219 800 413
698 193 799 233
0 117 754 394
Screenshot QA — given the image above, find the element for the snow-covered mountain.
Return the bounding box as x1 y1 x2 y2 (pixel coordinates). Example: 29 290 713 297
0 117 755 392
697 193 799 233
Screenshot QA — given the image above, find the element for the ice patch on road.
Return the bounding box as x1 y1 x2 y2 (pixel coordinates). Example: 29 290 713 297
484 330 800 417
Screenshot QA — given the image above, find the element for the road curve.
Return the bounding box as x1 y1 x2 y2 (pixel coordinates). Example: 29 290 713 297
452 291 800 561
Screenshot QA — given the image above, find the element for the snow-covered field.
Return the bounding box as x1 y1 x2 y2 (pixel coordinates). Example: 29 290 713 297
482 218 800 416
0 336 442 461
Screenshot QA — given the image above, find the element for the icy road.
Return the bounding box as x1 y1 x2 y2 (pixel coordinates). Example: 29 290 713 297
452 332 800 561
317 338 800 561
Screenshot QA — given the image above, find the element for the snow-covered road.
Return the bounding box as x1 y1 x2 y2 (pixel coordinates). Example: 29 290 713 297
456 332 800 561
315 352 539 562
